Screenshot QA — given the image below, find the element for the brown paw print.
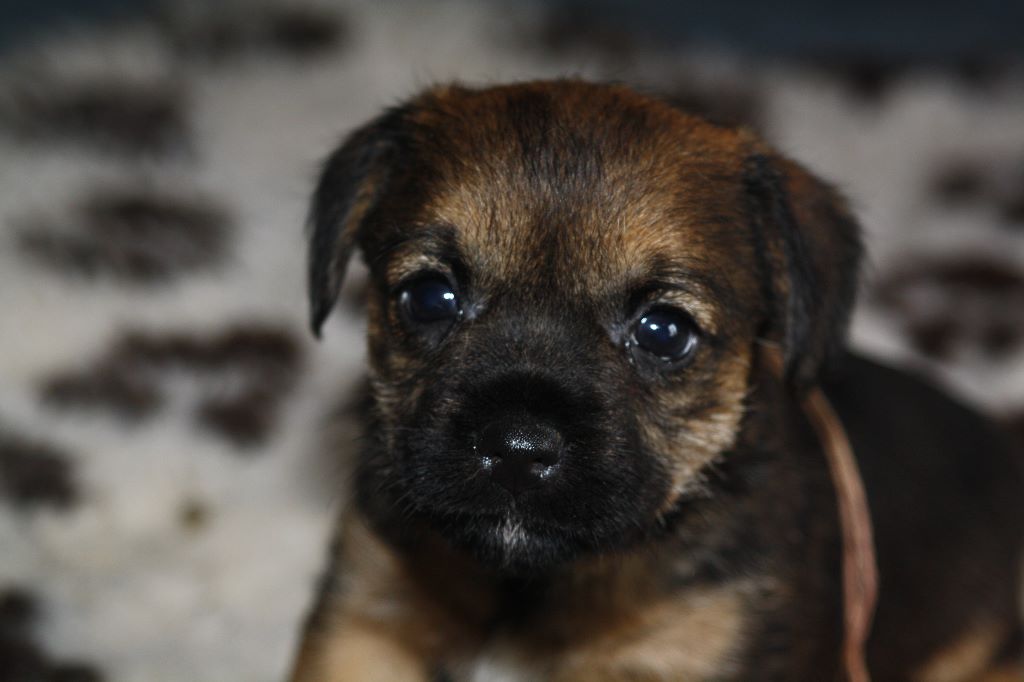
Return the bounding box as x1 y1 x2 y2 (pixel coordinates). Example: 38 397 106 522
0 428 78 512
872 257 1024 362
930 156 1024 229
163 3 348 62
0 588 103 682
3 78 191 158
17 186 233 284
40 324 304 450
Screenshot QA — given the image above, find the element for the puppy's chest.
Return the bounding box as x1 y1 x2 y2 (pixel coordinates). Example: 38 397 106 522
434 582 751 682
443 639 546 682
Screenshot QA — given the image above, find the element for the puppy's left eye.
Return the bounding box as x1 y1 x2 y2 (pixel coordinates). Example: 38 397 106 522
399 276 461 327
632 307 700 361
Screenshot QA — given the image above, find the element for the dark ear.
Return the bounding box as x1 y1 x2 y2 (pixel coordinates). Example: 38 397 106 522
307 106 409 337
745 152 863 386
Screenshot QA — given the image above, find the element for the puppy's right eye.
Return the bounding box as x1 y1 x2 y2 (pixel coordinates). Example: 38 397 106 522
398 276 461 328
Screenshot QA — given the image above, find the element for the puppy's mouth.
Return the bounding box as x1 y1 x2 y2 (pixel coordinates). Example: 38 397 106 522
417 505 607 573
391 432 668 572
370 372 671 571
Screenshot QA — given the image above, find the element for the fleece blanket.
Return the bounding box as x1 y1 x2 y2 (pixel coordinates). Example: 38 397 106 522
0 2 1022 680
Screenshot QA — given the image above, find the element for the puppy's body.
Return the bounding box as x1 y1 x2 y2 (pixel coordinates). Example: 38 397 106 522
827 356 1023 681
291 81 1024 681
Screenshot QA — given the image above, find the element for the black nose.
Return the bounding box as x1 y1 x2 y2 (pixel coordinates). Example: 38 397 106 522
478 419 563 494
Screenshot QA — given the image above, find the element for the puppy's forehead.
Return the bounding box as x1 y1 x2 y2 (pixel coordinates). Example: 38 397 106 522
397 83 755 300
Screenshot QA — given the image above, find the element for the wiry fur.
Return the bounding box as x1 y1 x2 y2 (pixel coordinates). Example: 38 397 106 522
293 80 1022 681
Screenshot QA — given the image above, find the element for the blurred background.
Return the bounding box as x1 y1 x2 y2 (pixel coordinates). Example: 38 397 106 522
0 1 1022 680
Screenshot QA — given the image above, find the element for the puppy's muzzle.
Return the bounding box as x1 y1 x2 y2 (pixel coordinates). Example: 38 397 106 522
478 418 563 495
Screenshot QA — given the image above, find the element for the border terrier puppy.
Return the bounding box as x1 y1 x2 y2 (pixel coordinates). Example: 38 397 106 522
291 80 1023 681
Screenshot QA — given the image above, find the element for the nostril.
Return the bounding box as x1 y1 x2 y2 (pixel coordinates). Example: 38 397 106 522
530 449 559 467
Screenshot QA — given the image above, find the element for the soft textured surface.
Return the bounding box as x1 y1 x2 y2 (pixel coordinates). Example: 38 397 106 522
0 2 1022 680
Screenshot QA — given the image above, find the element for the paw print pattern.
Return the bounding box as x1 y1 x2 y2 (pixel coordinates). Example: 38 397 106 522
930 156 1024 229
0 428 78 511
163 3 349 62
872 257 1024 362
0 587 103 681
40 325 304 450
3 78 191 158
17 186 233 285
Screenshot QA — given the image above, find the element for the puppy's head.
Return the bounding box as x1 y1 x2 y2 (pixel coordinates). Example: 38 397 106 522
308 81 861 572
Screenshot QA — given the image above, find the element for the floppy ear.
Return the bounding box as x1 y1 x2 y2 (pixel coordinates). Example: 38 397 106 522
307 106 409 337
745 152 863 387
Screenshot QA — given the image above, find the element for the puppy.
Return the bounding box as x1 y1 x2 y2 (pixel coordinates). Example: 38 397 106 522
290 80 1024 681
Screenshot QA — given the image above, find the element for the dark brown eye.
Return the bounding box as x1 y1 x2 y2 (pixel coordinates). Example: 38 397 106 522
399 276 460 327
632 307 699 361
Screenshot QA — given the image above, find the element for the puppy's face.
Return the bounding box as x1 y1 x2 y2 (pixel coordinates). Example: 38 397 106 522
308 82 860 571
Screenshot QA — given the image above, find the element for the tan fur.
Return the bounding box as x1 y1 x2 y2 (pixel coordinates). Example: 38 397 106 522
293 510 756 681
913 624 1011 682
292 622 427 682
550 583 750 681
292 513 478 681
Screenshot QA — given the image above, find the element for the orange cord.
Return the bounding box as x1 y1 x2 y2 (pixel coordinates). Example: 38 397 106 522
802 384 878 682
764 349 878 682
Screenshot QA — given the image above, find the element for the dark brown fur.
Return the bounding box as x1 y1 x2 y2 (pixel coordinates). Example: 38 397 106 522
293 80 1023 681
